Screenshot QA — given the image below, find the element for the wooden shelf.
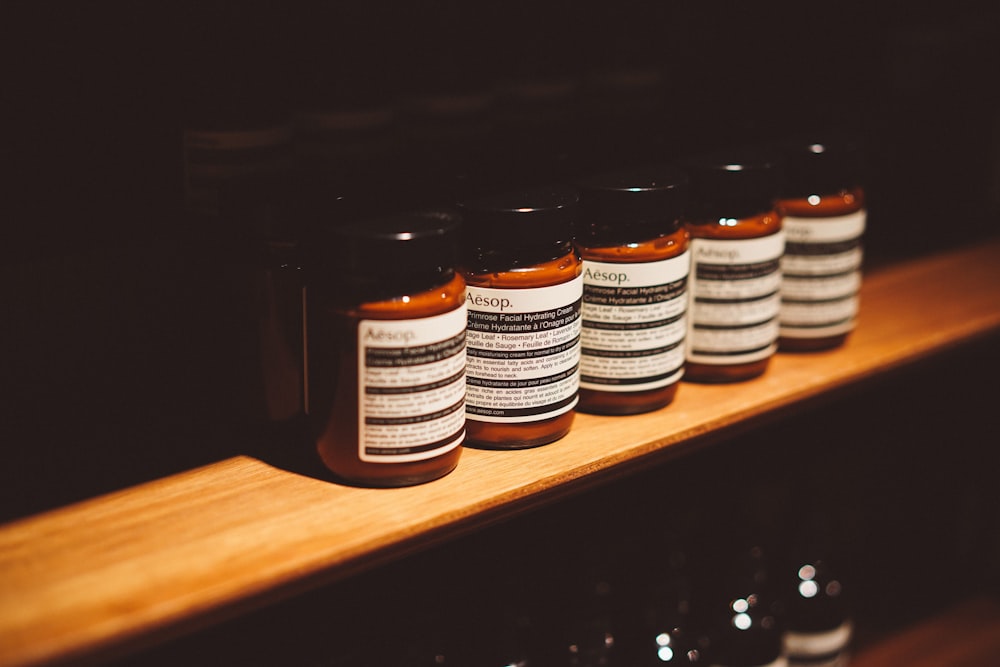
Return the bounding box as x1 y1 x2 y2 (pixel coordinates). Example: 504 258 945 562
852 595 1000 666
2 239 999 667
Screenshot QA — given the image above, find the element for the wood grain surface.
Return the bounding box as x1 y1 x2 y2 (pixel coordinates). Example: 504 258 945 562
2 238 999 666
852 596 1000 667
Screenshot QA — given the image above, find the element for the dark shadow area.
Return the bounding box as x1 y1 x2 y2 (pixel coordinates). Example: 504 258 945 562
3 0 999 522
104 334 999 664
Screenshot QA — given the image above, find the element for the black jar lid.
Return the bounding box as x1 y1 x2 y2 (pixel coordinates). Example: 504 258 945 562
577 166 688 245
458 186 578 251
682 149 782 221
779 137 864 199
323 209 461 284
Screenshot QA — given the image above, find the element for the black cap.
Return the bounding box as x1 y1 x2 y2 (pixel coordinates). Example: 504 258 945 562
779 137 864 199
458 186 578 251
324 209 461 284
578 166 688 245
682 149 782 220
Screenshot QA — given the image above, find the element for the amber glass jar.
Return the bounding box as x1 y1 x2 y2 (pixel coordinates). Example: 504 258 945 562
777 139 866 351
217 172 307 434
458 187 582 449
575 168 690 415
308 211 466 487
683 152 784 383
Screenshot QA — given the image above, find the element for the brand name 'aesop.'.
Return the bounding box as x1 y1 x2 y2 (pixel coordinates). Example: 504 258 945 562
695 246 739 262
365 328 416 343
584 267 629 284
466 293 513 310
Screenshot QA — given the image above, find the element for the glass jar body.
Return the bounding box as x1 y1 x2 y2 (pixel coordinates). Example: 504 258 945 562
576 227 690 414
685 210 784 383
461 245 582 449
777 187 865 352
310 272 466 486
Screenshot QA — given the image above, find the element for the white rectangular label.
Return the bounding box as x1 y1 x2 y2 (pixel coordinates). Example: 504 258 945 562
688 233 784 365
358 306 467 462
465 276 582 423
581 252 689 391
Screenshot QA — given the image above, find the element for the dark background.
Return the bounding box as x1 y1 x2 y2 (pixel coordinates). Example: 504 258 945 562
2 1 999 662
102 341 999 665
4 0 999 519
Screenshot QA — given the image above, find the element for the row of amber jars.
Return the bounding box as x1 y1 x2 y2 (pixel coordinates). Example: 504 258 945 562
680 140 866 380
308 139 865 487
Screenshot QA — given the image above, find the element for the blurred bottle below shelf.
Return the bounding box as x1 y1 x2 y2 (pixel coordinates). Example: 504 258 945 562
627 535 709 666
557 564 624 666
694 538 788 667
780 516 854 667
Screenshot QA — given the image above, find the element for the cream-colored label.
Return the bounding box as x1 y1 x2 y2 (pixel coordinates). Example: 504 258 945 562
580 253 689 391
784 620 853 657
688 233 784 365
781 210 865 338
783 210 865 243
465 277 582 423
357 306 467 463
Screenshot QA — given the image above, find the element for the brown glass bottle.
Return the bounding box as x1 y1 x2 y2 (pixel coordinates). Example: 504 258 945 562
308 211 466 487
458 187 582 449
216 171 308 439
777 139 866 351
683 152 784 383
575 168 691 415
